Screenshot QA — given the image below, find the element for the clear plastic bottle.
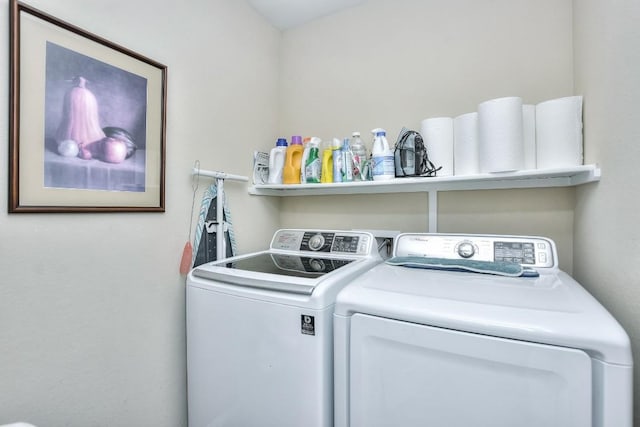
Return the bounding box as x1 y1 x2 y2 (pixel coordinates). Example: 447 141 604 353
341 137 354 182
332 138 343 183
300 137 311 183
371 128 395 181
267 138 288 184
350 131 367 181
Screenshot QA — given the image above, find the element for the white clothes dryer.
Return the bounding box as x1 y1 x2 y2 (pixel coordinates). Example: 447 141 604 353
187 229 382 427
334 233 633 427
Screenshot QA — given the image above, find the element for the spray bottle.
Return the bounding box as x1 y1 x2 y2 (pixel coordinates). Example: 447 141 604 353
321 140 333 183
305 138 321 183
300 137 311 183
371 128 395 181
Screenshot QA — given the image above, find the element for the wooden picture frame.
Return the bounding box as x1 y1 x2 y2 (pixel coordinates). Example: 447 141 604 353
9 0 167 212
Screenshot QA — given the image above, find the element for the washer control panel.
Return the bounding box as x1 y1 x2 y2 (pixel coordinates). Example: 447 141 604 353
394 233 556 268
270 229 374 256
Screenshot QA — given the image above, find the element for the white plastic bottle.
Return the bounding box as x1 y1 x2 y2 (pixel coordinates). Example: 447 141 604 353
267 138 288 184
371 128 395 181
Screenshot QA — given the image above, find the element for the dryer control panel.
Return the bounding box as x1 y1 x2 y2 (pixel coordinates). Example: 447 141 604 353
270 229 374 256
393 234 556 268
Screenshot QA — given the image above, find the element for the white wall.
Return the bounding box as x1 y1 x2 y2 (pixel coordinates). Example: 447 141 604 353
277 0 577 272
3 0 637 425
573 0 640 424
0 0 280 425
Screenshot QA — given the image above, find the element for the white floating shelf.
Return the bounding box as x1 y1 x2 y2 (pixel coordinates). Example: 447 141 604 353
248 165 601 197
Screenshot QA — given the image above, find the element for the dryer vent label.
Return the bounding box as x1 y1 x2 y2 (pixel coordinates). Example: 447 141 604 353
301 315 315 335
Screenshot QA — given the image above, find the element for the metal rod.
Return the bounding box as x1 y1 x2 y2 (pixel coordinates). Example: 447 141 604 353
192 167 248 182
216 179 225 261
428 191 438 233
191 165 247 261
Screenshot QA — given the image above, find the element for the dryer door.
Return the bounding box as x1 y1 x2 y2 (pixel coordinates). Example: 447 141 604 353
348 313 592 427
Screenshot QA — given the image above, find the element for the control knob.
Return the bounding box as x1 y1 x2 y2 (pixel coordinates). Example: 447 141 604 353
308 233 326 251
309 259 326 272
456 241 476 258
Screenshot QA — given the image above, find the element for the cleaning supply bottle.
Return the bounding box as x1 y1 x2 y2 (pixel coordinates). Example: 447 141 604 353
341 137 354 182
300 137 311 183
305 138 321 183
350 131 367 181
321 140 333 183
371 128 395 181
332 138 343 183
267 138 288 184
283 135 303 184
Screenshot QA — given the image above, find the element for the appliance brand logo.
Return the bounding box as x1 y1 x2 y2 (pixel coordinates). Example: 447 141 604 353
301 315 315 336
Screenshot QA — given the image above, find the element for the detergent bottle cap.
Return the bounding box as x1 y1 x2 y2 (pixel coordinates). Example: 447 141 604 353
352 131 361 138
291 135 303 145
371 128 386 137
276 138 288 147
332 137 342 149
310 136 322 146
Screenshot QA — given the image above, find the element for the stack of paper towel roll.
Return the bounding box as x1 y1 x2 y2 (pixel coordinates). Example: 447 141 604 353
419 95 583 176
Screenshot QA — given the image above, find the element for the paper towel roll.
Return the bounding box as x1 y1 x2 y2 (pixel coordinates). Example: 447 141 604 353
453 112 479 175
523 104 536 170
535 96 583 169
420 117 454 176
478 96 525 173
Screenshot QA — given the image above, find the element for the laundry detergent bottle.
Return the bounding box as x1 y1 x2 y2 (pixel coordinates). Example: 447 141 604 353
267 138 288 184
371 128 395 181
321 140 333 183
283 135 304 184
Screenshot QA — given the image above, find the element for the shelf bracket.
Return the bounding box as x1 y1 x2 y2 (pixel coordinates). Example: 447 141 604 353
428 191 438 233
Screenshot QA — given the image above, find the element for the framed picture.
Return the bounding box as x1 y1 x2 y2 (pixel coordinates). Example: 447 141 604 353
9 0 167 212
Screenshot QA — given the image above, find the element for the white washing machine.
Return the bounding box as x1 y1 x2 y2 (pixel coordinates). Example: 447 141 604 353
186 229 382 427
334 233 633 427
